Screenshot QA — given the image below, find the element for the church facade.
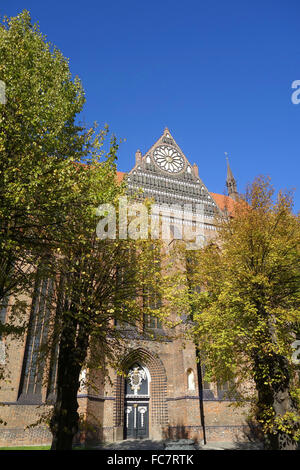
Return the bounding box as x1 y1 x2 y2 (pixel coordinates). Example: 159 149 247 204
0 128 249 447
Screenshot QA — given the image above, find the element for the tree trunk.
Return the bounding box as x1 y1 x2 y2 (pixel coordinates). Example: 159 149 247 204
50 310 89 450
50 363 80 450
253 352 299 450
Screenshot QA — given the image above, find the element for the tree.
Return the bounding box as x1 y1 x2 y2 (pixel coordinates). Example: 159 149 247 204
0 10 165 449
0 9 89 318
185 177 300 450
40 152 163 450
0 10 97 393
0 10 122 434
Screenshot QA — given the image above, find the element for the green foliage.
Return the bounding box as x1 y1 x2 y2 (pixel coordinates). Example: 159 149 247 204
0 9 90 306
184 176 300 447
0 10 100 405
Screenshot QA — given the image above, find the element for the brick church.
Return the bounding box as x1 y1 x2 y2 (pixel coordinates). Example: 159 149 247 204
0 128 249 446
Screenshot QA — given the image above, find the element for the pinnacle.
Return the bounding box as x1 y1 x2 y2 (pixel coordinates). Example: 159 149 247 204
225 152 234 182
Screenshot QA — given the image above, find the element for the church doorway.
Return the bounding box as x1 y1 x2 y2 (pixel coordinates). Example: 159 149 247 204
124 364 150 439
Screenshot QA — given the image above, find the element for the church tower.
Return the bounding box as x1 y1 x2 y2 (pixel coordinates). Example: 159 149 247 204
225 153 238 200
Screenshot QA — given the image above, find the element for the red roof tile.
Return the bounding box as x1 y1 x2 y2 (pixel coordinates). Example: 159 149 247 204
116 171 125 183
210 192 236 215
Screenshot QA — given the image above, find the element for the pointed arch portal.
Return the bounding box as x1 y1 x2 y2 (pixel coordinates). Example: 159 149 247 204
114 348 168 440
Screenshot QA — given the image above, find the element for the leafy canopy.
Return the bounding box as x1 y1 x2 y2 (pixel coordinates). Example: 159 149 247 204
185 177 300 443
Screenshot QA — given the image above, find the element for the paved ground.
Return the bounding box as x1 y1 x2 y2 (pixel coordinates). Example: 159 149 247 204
198 441 264 450
94 439 263 451
96 439 164 451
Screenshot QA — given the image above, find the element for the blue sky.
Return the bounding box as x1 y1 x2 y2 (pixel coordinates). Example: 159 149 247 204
2 1 300 210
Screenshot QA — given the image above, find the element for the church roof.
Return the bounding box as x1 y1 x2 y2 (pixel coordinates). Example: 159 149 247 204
116 171 125 183
210 192 236 215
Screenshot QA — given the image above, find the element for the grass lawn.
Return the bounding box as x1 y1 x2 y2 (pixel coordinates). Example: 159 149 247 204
0 445 95 450
0 446 50 450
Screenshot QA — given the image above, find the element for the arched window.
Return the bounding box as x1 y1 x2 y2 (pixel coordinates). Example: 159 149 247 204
0 296 8 365
18 276 53 403
78 368 87 392
187 368 195 391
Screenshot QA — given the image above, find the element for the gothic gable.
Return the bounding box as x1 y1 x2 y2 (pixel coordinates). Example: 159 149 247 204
126 128 219 218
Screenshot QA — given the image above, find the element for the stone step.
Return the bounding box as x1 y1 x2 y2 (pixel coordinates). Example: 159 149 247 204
164 439 198 450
